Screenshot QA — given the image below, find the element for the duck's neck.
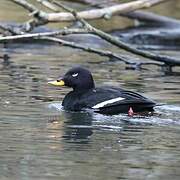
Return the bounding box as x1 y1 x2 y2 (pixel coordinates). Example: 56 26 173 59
73 79 95 93
73 85 95 94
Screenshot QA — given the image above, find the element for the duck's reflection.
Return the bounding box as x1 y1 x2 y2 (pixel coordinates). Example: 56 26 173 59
62 111 93 143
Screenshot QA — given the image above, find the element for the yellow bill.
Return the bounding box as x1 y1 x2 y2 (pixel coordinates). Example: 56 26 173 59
48 80 65 86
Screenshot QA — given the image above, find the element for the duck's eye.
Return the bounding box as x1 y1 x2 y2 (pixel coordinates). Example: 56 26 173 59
72 73 78 77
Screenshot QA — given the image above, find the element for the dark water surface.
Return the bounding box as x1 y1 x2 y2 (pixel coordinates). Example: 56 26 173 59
1 1 180 180
0 44 180 180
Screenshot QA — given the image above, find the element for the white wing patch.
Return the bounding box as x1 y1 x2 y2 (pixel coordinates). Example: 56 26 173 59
92 97 125 109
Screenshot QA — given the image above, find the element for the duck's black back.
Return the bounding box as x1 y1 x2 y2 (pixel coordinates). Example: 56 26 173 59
62 86 155 115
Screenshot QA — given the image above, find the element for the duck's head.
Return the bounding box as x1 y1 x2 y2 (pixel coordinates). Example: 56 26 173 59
48 66 95 91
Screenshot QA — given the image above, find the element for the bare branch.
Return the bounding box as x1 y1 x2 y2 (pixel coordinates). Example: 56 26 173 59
11 0 38 13
57 1 180 66
11 0 168 22
10 0 48 21
0 29 88 41
40 36 133 64
0 23 24 35
47 0 168 22
7 0 180 68
89 27 180 65
37 0 59 12
0 30 136 65
124 10 180 25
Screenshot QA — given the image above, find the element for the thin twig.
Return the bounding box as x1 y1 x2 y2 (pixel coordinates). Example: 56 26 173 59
37 0 59 12
39 36 134 64
0 29 88 41
10 0 48 21
11 0 39 13
0 28 135 65
89 27 180 65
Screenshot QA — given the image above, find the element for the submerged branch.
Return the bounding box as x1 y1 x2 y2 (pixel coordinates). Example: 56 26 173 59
124 10 180 25
0 23 24 35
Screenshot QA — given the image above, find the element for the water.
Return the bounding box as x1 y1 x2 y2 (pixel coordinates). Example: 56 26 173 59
0 42 180 180
1 1 180 180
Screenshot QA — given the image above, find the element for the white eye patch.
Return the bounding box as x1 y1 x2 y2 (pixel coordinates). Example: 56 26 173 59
72 73 78 77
